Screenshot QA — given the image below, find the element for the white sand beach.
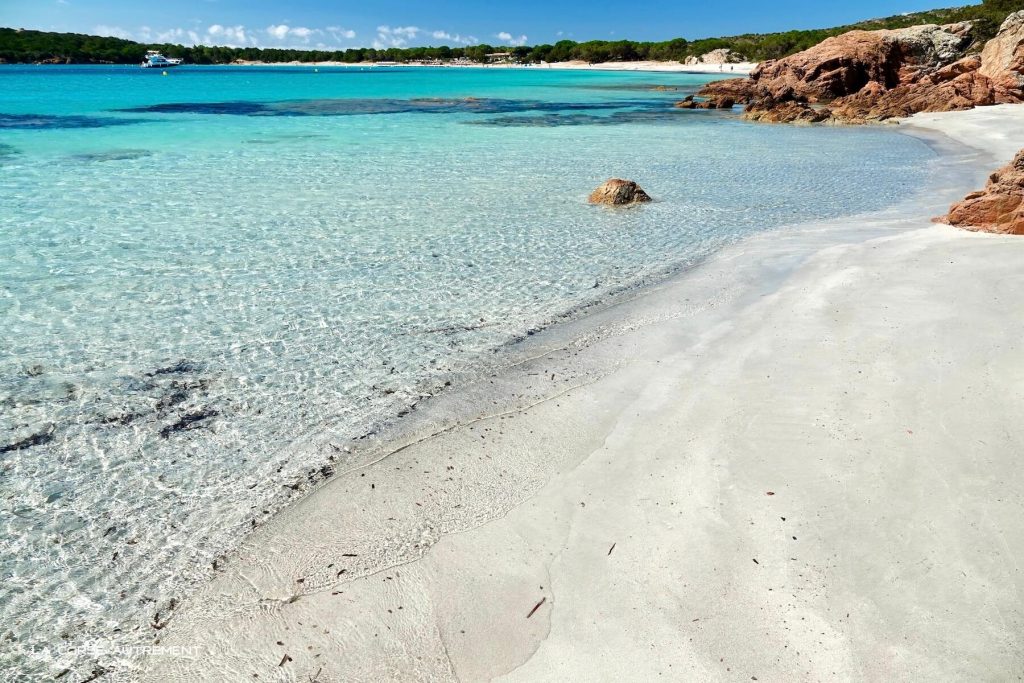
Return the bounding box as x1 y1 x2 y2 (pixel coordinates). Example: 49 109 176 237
139 105 1024 681
545 59 758 74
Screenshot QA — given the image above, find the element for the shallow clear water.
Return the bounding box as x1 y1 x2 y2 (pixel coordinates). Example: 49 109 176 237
0 64 936 677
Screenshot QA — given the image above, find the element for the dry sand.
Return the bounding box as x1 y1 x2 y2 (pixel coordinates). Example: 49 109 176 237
544 60 757 74
138 105 1024 682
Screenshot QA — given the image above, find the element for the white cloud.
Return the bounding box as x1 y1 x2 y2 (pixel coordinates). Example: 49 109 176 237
496 31 528 47
267 24 290 40
264 24 322 44
327 26 357 40
373 25 421 49
431 30 477 45
205 24 251 46
151 27 202 44
93 25 133 40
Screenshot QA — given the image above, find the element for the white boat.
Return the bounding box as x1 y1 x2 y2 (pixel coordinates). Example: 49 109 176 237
141 51 184 68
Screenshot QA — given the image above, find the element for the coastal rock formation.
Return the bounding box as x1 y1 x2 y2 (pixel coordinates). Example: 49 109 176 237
746 23 974 103
941 149 1024 235
673 95 736 109
829 55 997 120
588 179 652 205
980 10 1024 102
697 12 1024 124
743 100 832 124
696 77 757 104
685 48 746 65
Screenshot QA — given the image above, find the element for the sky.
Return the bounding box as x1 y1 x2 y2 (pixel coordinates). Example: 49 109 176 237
2 0 958 49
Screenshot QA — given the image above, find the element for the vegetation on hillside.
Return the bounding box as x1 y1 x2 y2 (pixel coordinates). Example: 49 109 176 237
0 0 1021 66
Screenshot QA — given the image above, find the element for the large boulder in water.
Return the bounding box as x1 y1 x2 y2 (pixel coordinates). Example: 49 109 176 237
588 179 652 205
940 149 1024 235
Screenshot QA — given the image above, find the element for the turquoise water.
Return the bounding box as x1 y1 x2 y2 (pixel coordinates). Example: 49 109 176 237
1 64 936 678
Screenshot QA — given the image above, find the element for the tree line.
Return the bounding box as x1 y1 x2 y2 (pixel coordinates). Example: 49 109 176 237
1 0 1020 66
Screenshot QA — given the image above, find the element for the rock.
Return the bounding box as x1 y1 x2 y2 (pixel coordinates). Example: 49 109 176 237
697 77 757 104
743 100 832 124
697 12 1024 125
684 49 746 65
676 95 737 110
940 149 1024 235
588 179 652 205
979 10 1024 103
830 56 995 121
700 48 746 65
745 23 975 104
699 97 736 109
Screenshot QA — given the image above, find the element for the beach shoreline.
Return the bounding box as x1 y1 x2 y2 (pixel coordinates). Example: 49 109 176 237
134 104 1024 681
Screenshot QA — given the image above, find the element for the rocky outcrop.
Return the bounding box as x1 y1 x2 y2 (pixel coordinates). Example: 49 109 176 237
829 55 997 120
674 95 736 109
743 100 832 124
588 179 652 205
745 23 975 103
695 77 757 104
940 149 1024 235
980 10 1024 102
695 12 1024 124
684 48 746 65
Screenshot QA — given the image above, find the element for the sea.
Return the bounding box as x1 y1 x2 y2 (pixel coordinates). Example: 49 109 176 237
0 64 938 678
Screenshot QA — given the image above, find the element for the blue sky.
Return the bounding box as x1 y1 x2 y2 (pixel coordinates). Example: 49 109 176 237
4 0 956 48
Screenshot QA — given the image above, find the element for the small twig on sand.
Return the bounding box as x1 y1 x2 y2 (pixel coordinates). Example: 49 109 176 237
607 543 616 556
527 597 546 619
279 654 292 667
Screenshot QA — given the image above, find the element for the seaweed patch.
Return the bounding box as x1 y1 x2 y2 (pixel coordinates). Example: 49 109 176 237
117 97 670 118
0 113 143 130
69 149 153 162
159 409 219 438
0 426 55 454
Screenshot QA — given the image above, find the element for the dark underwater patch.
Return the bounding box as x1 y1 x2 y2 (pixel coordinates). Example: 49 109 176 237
0 112 142 130
564 82 693 92
243 133 331 144
0 427 54 454
117 97 670 118
69 149 153 162
0 143 20 163
465 107 722 127
119 101 275 116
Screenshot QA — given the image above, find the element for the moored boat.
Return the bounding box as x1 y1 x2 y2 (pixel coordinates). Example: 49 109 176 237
141 51 183 68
